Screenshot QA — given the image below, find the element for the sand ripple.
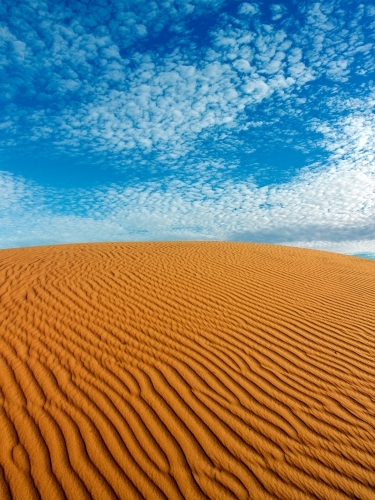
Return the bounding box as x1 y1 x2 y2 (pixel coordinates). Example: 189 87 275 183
0 242 374 499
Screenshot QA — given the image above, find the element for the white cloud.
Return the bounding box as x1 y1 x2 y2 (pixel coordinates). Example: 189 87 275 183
270 4 287 21
1 0 375 255
1 109 374 253
242 80 272 101
1 0 374 169
0 171 37 213
238 3 260 17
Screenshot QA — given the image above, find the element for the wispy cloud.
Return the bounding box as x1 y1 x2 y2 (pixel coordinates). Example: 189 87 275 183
0 0 374 254
1 106 374 254
2 0 373 164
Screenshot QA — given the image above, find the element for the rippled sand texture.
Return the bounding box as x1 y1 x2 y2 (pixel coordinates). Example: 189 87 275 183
0 242 375 500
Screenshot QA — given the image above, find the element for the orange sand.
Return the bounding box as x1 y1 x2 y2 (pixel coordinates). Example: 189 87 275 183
0 242 374 499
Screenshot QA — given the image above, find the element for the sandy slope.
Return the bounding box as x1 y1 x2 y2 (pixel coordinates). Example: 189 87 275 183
0 242 374 500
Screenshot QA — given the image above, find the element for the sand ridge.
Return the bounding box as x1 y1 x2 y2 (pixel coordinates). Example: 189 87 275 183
0 242 374 499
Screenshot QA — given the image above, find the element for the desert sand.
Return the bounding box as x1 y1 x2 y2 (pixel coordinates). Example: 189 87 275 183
0 242 374 500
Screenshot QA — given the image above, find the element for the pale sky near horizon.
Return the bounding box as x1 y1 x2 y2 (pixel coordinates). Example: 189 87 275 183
0 0 375 257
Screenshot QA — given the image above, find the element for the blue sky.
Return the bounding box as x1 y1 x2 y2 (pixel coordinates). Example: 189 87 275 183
1 0 375 256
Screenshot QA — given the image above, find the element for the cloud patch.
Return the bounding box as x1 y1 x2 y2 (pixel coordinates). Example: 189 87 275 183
1 0 374 168
0 0 374 253
1 109 374 254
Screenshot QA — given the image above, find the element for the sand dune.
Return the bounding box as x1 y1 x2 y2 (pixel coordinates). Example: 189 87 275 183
0 242 374 499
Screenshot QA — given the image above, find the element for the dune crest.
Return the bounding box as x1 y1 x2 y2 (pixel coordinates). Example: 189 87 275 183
0 242 374 499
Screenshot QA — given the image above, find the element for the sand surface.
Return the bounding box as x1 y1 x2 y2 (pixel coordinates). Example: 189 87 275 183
0 242 374 499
